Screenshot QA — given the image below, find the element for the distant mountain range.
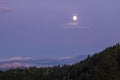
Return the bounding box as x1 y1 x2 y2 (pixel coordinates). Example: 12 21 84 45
0 55 87 70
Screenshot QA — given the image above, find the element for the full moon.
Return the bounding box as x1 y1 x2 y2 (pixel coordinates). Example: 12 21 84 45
73 16 78 21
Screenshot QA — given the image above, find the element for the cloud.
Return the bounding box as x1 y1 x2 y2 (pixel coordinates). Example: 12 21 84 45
67 22 80 26
10 57 31 61
0 57 32 63
65 21 89 29
0 7 13 12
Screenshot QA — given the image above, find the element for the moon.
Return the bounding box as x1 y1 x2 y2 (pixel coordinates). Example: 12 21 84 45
73 15 78 21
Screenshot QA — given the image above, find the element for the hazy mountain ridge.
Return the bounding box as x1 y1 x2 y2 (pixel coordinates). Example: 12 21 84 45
0 55 87 70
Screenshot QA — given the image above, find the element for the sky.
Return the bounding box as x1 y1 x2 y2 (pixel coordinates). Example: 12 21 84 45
0 0 120 59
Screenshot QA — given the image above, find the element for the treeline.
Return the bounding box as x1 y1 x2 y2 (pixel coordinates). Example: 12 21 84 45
0 44 120 80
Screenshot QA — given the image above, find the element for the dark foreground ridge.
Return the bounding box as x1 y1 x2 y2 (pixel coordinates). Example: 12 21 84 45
0 44 120 80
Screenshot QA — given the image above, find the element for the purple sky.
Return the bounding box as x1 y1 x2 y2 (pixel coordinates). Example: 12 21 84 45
0 0 120 59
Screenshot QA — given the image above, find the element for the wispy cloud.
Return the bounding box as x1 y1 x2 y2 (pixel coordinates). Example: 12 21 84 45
66 22 80 26
65 21 89 29
0 57 31 62
0 7 13 12
10 57 31 61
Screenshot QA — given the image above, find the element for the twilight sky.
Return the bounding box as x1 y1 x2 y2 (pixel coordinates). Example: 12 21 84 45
0 0 120 59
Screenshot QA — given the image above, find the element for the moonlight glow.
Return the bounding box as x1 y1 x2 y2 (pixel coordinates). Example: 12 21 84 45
73 16 78 21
